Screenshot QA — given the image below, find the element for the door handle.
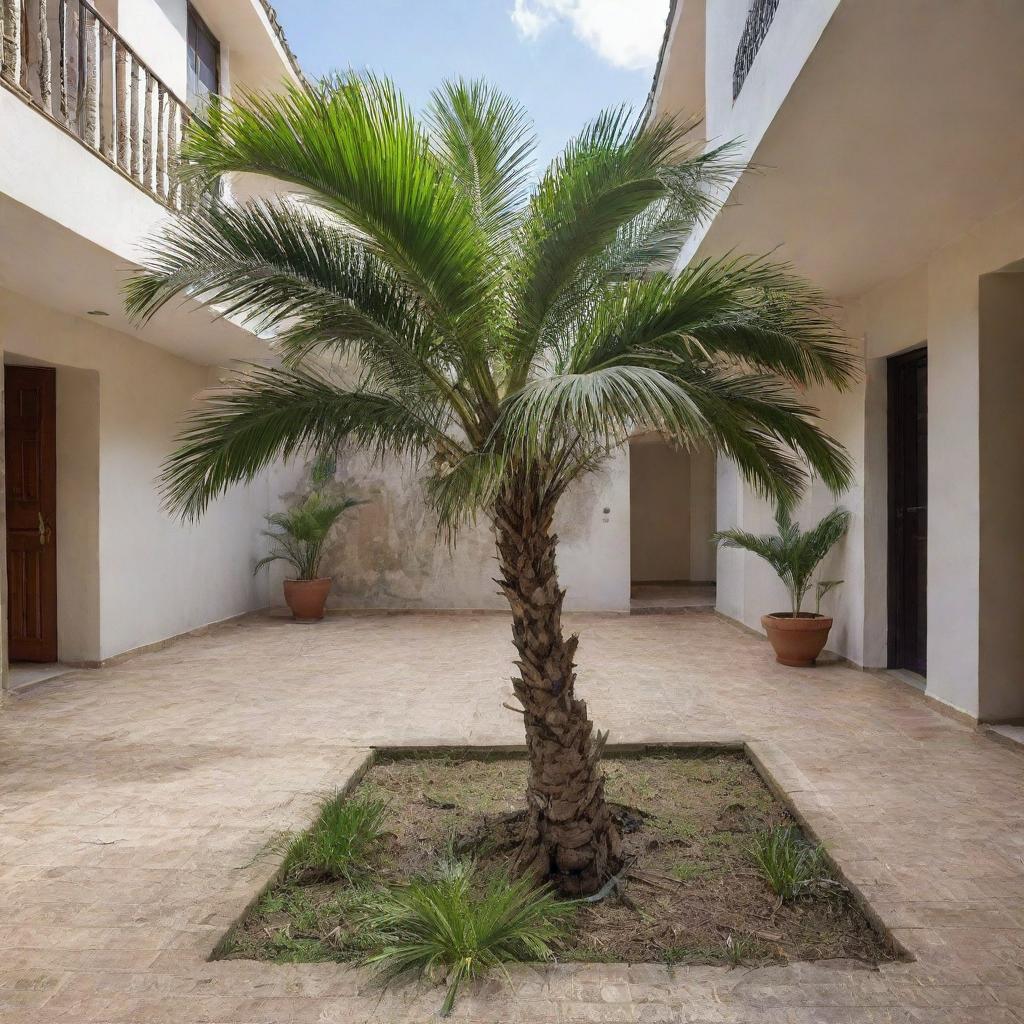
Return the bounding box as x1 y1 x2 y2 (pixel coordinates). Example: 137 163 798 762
38 512 51 546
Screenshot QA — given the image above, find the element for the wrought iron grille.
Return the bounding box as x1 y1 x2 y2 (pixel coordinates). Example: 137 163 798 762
733 0 781 100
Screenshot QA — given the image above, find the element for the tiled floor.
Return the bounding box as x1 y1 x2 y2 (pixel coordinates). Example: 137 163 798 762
630 581 716 611
1 609 1023 1023
7 662 75 693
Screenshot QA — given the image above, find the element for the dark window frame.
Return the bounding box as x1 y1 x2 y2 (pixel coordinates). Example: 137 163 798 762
186 2 221 110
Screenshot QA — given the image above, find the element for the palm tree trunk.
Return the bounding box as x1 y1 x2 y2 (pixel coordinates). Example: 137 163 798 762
493 484 622 896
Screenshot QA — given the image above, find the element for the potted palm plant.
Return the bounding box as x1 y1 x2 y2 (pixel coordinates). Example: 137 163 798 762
713 506 850 667
255 492 364 621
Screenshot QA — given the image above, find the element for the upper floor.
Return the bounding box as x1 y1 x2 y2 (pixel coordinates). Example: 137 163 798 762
650 0 1024 302
0 0 303 364
2 0 301 209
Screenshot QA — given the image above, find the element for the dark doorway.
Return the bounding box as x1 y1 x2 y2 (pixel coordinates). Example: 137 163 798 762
887 348 927 676
5 366 58 663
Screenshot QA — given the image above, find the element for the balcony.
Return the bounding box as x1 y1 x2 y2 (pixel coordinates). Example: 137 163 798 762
0 0 190 209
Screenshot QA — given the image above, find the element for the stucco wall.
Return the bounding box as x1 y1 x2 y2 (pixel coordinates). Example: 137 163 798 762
308 447 631 613
688 447 717 581
0 288 290 662
714 197 1024 721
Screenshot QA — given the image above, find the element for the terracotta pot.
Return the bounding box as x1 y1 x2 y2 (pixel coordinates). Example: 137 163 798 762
282 578 332 622
761 613 833 667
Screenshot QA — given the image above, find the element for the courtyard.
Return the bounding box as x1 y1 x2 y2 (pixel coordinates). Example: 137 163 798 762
1 610 1022 1022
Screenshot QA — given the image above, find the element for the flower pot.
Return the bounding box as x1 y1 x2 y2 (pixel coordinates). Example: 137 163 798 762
761 613 833 667
283 578 332 622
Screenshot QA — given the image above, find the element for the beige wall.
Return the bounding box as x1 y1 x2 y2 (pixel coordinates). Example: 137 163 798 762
688 447 717 581
630 441 690 582
629 439 716 584
0 288 289 663
978 270 1024 722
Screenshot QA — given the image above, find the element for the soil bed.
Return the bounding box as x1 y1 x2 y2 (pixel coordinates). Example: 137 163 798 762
220 750 896 967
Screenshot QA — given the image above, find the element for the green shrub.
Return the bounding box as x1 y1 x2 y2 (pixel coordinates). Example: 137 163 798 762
275 792 388 882
361 860 574 1016
750 825 824 901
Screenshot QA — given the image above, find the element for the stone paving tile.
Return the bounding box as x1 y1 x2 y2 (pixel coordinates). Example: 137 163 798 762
1 609 1024 1022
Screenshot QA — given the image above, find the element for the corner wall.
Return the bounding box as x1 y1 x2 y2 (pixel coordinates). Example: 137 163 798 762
0 288 286 663
713 197 1024 722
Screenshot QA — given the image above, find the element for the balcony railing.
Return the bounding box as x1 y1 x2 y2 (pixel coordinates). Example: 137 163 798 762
733 0 780 100
0 0 190 209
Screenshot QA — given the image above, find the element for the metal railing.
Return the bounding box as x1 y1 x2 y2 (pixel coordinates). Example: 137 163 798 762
733 0 780 100
1 0 190 209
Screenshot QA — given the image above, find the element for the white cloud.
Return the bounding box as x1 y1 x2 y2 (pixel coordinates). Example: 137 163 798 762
510 0 668 71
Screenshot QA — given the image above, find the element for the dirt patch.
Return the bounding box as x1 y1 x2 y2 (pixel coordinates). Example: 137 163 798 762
219 750 896 967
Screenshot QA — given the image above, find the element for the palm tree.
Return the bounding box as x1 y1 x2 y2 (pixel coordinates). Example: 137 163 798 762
125 75 856 896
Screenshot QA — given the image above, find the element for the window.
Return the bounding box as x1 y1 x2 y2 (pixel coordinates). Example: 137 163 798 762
733 0 781 100
187 4 220 110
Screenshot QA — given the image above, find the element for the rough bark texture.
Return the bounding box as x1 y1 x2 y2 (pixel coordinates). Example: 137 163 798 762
494 486 622 896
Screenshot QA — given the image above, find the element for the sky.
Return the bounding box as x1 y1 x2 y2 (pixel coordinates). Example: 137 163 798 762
270 0 671 170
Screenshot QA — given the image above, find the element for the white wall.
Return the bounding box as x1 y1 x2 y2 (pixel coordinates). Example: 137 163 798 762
689 447 717 581
117 0 189 98
0 288 289 662
54 366 101 663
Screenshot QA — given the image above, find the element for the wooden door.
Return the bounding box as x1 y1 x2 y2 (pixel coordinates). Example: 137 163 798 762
5 366 57 663
887 348 927 676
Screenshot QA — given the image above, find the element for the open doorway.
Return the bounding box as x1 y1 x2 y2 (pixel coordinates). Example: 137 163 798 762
629 435 716 612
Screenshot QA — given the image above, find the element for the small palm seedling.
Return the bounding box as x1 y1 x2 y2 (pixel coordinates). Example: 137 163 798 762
275 792 388 883
361 860 574 1016
255 491 364 581
750 825 825 902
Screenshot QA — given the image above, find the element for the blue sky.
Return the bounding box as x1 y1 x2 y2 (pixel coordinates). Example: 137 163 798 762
270 0 670 170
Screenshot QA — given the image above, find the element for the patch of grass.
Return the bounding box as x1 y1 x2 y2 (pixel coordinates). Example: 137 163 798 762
663 934 767 968
653 816 699 842
671 860 710 882
267 934 338 963
274 792 388 883
360 859 574 1017
750 825 825 901
704 831 742 850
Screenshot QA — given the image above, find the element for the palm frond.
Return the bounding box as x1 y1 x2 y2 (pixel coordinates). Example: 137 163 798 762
425 78 536 240
560 260 858 390
502 112 735 389
162 364 451 520
181 75 490 332
130 75 857 536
